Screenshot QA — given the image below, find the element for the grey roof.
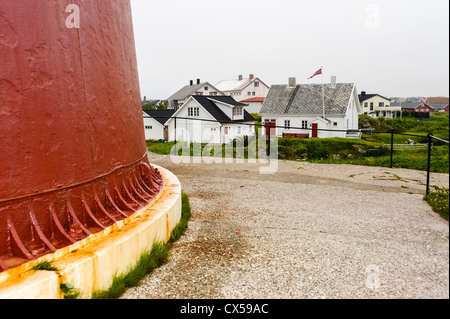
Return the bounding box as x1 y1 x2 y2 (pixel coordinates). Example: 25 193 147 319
428 103 449 110
391 102 422 109
167 82 222 101
260 83 355 115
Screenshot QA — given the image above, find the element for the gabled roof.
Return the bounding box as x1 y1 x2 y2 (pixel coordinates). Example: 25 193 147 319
167 82 222 101
215 77 269 92
425 97 449 104
260 83 355 115
428 103 449 110
358 93 391 103
143 109 176 125
178 95 255 124
241 97 265 102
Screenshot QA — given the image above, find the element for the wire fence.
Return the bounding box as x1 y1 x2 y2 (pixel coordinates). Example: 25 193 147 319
147 115 449 195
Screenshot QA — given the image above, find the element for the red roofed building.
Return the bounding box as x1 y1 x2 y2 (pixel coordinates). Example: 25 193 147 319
240 97 266 114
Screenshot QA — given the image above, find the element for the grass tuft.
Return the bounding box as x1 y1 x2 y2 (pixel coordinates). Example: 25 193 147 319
31 261 59 272
91 191 191 299
424 186 449 221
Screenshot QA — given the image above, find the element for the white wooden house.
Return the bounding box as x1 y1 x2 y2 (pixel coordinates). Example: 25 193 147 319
259 77 362 139
165 95 256 144
166 79 224 110
215 74 270 102
143 109 175 140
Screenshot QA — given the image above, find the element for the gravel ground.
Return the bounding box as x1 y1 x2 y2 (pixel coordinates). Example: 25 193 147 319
120 153 449 299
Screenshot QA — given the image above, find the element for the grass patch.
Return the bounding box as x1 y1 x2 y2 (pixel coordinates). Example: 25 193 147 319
91 191 191 299
60 283 82 299
31 261 59 272
424 186 449 221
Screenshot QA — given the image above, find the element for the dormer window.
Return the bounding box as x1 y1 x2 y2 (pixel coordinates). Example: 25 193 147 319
233 107 243 120
233 107 243 117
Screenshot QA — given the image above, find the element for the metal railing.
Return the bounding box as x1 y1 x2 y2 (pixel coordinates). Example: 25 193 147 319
147 115 449 195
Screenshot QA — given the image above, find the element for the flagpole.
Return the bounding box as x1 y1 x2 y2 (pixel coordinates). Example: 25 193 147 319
322 66 325 119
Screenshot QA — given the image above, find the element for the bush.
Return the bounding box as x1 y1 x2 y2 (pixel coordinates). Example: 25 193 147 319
424 186 449 221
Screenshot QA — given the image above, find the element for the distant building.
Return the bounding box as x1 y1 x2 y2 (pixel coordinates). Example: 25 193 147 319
165 95 256 144
240 97 265 114
166 79 224 110
259 77 362 139
215 74 270 102
391 102 449 113
143 109 176 140
358 92 401 118
424 97 449 104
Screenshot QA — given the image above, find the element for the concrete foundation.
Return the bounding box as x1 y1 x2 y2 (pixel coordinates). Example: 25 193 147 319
0 164 181 299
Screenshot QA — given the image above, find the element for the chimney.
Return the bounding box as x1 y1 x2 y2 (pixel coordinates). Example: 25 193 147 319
361 91 366 96
288 77 296 88
238 75 243 81
197 78 200 85
330 76 336 88
190 80 193 86
249 74 254 80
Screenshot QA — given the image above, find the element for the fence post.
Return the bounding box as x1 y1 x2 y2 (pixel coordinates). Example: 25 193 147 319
267 122 271 158
174 116 177 156
426 133 432 195
390 129 394 168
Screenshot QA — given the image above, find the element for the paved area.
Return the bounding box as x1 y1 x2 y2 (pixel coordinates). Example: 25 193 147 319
121 153 449 299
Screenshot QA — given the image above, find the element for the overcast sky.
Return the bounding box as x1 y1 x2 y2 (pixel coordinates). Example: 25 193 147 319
130 0 449 100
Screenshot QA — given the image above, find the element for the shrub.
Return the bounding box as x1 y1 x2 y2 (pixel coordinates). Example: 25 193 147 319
424 186 449 221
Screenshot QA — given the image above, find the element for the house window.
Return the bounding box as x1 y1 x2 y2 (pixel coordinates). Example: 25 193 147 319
248 92 251 96
254 82 259 87
379 102 384 107
252 92 256 96
370 102 374 111
233 107 243 117
210 92 217 96
204 86 209 91
284 120 290 129
188 107 199 117
364 102 368 108
145 125 152 130
211 128 216 132
224 127 229 135
195 92 203 95
333 122 338 127
238 126 241 134
301 120 308 129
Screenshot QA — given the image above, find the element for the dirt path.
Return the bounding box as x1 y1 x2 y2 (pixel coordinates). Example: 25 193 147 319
121 153 449 299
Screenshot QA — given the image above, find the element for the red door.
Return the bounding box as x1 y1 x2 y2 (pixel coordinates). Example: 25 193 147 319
311 123 318 138
264 120 276 136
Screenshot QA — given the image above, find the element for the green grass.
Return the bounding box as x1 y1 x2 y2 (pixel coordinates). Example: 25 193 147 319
424 186 449 221
146 114 449 173
31 261 59 272
91 192 191 299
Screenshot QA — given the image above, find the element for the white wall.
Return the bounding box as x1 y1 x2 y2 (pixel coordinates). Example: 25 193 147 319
261 115 348 139
244 101 263 114
238 79 270 102
166 99 221 144
143 117 165 140
221 123 255 144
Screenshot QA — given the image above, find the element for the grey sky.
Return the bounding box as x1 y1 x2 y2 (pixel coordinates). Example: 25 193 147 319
130 0 449 100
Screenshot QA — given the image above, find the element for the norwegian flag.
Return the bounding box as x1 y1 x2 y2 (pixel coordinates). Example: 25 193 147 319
308 67 322 80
